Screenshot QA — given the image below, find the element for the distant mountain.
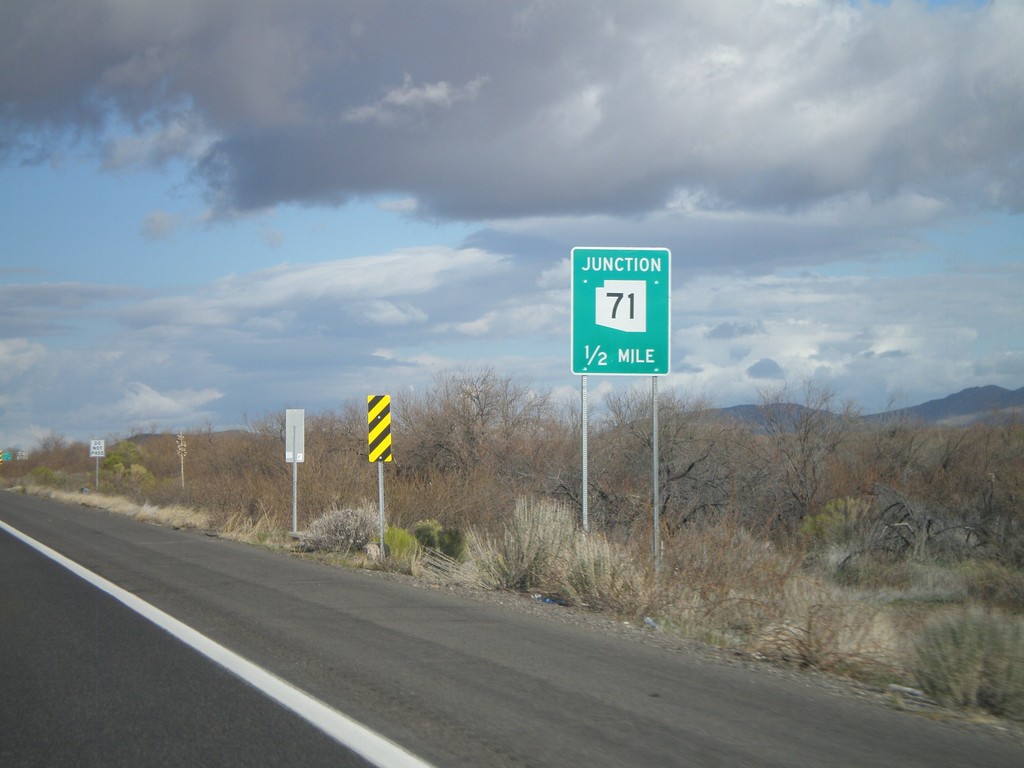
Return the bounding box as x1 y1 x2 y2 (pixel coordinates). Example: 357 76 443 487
864 385 1024 426
714 402 840 432
715 385 1024 429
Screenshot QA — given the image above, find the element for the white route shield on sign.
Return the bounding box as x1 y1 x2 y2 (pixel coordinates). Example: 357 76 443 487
595 279 647 333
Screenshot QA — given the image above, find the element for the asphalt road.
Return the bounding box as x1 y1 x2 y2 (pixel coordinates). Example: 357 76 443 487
3 491 1023 767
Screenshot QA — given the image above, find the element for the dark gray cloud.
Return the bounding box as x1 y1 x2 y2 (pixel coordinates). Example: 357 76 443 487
0 282 142 337
4 1 1023 222
746 358 785 380
706 321 766 341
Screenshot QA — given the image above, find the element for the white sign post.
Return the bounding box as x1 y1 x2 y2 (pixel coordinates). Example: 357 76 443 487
89 440 105 490
285 409 305 533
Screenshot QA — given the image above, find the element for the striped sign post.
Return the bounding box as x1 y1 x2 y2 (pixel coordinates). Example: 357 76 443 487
367 395 392 559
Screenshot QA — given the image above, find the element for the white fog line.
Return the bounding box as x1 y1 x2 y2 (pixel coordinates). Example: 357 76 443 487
1 520 436 768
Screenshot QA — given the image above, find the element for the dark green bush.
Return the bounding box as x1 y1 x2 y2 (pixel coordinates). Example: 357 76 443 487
29 466 62 487
413 519 443 548
414 518 467 561
102 441 144 473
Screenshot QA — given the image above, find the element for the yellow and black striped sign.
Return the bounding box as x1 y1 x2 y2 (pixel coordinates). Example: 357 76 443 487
367 394 393 462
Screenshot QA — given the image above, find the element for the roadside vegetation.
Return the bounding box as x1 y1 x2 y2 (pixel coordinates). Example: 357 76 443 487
3 368 1023 720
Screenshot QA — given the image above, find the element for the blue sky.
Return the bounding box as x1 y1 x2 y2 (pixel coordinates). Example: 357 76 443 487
2 0 1022 448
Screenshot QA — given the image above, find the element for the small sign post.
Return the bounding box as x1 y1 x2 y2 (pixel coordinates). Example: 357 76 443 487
89 440 105 490
367 395 393 560
285 409 305 533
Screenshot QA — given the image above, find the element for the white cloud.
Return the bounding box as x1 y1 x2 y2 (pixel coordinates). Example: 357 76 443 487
342 74 490 125
103 112 214 170
0 339 48 383
359 299 428 326
377 197 419 214
123 247 512 328
116 381 223 419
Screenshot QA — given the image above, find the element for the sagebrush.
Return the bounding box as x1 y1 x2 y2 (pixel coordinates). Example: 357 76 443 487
299 505 377 553
912 608 1024 718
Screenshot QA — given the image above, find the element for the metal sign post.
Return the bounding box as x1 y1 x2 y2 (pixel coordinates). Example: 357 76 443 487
581 375 589 533
89 440 105 490
378 460 385 558
285 409 305 533
652 375 660 575
367 395 393 560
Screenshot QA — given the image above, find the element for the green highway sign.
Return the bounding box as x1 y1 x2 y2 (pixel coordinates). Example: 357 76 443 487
571 247 671 375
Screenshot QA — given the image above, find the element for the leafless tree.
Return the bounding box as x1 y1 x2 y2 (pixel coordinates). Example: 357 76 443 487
757 380 860 530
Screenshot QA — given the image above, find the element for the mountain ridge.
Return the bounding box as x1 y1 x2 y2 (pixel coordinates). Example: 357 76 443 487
716 385 1024 428
865 385 1024 426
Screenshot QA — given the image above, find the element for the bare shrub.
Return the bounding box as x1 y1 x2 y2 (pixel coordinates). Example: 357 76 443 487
19 433 91 475
397 368 557 531
466 496 651 613
473 497 576 592
299 505 377 553
386 466 511 533
754 577 900 675
592 388 739 535
756 381 860 531
657 520 801 646
962 560 1024 613
655 522 900 676
564 532 650 614
912 607 1024 718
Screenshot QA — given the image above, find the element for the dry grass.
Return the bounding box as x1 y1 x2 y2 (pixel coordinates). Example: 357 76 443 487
472 497 578 592
416 547 490 589
25 486 210 529
912 607 1024 718
464 504 905 679
751 576 904 677
218 507 306 550
467 498 645 610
